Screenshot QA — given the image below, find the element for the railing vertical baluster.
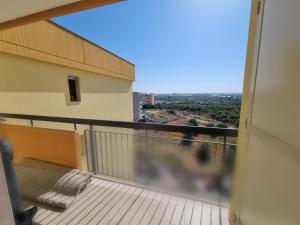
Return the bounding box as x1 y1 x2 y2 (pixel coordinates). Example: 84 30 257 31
89 125 97 174
126 133 129 179
30 119 33 127
115 133 119 178
111 132 115 177
120 133 123 178
105 132 109 175
94 131 99 173
99 131 104 174
84 130 91 171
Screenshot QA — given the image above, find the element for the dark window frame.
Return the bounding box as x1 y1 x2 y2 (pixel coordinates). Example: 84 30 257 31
67 76 81 103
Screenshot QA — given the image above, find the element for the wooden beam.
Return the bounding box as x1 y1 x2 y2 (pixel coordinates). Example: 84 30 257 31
0 0 123 31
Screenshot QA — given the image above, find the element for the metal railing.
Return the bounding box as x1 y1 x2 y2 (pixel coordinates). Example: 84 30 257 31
84 129 237 202
0 113 238 201
0 113 238 166
84 130 237 177
0 113 238 135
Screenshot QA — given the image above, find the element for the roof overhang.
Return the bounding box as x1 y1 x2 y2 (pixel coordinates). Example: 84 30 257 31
0 0 122 31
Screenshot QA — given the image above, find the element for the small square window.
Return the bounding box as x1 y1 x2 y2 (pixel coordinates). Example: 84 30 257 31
67 76 81 102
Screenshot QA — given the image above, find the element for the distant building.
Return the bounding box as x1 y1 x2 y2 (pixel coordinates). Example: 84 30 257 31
133 92 142 122
132 92 155 121
143 93 155 105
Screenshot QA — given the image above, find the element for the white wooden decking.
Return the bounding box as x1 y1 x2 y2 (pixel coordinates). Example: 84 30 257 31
33 177 229 225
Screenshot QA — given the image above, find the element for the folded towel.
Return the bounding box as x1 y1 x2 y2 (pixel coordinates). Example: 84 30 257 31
38 169 92 210
15 158 72 202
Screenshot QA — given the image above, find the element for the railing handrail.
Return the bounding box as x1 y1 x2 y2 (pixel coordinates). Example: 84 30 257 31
0 113 238 137
91 130 238 145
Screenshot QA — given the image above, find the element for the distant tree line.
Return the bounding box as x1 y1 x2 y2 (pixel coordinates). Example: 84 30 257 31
154 101 241 127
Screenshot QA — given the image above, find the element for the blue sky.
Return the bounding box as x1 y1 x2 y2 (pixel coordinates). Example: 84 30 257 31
52 0 251 93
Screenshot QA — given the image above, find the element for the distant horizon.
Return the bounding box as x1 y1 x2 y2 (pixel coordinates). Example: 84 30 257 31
53 0 251 93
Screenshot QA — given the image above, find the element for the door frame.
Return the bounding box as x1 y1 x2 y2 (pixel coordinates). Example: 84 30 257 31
237 0 265 224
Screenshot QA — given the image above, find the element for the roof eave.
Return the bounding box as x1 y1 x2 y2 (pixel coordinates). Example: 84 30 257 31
0 0 123 31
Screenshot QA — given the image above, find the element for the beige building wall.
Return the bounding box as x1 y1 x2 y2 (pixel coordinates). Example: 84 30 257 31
0 52 133 122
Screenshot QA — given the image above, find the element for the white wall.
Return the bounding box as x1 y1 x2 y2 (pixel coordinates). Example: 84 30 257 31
238 1 300 225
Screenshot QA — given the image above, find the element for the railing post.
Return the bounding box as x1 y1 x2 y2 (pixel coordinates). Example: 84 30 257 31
89 125 97 174
30 120 33 127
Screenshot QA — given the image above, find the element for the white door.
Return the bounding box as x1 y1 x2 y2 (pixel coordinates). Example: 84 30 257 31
239 0 300 225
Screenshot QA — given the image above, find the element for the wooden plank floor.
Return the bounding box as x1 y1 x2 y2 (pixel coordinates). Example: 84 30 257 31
33 177 229 225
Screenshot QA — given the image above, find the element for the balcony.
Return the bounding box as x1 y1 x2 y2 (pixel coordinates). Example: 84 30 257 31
32 177 230 225
0 113 238 225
